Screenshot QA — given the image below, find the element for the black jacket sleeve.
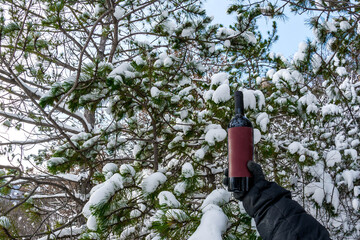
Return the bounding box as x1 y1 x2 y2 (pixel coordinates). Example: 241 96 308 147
242 180 331 240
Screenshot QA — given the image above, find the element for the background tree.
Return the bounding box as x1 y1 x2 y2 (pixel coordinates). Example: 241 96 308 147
1 0 360 239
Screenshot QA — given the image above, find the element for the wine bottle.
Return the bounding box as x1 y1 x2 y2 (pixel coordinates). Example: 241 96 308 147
227 90 254 193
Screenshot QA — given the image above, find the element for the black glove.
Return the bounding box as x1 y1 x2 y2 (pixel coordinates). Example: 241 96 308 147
223 161 265 201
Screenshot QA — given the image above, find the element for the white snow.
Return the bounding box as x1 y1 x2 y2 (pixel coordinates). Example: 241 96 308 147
188 204 228 240
210 72 229 86
254 90 265 109
216 27 237 38
344 149 357 161
256 112 269 132
224 40 231 47
151 86 161 97
254 128 261 144
242 89 256 110
182 162 194 178
88 173 123 207
120 227 136 239
141 172 167 195
165 209 189 222
340 21 351 31
87 215 97 231
288 141 304 154
324 20 337 32
130 209 141 218
205 128 227 146
342 170 360 190
181 27 194 37
102 163 118 174
195 148 205 159
305 169 340 211
336 67 347 76
133 144 141 158
163 57 173 67
114 6 125 20
322 104 340 116
47 157 68 167
0 216 10 228
174 181 187 195
120 164 136 176
311 54 322 73
212 84 231 103
326 150 342 167
158 191 180 207
293 41 307 63
200 189 231 209
352 199 359 210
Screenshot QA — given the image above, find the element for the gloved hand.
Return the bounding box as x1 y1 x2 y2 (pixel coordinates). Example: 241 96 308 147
223 161 265 201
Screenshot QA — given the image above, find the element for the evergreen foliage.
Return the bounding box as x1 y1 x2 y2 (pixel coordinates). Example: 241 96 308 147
0 0 360 239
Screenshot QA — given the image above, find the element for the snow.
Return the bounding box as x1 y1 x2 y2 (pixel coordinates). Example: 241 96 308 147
354 186 360 197
120 164 136 176
141 172 167 195
87 215 98 231
195 148 205 159
188 204 228 240
88 173 123 207
165 209 189 222
344 149 357 161
205 127 227 146
181 27 194 37
120 227 136 239
203 90 214 101
242 89 256 110
37 227 83 240
133 144 141 158
210 72 229 86
212 84 231 103
47 157 68 167
114 6 125 20
130 209 141 218
352 199 359 210
324 20 337 32
322 104 340 116
242 31 257 44
311 54 322 73
108 62 134 78
293 41 307 63
254 90 265 109
224 40 231 47
158 191 180 207
336 67 347 76
254 128 261 144
163 57 173 67
0 216 10 228
216 27 237 38
256 112 269 132
342 170 360 190
326 150 342 167
182 162 194 178
305 169 340 211
102 163 118 174
151 86 161 97
174 181 187 195
200 189 231 209
288 141 304 154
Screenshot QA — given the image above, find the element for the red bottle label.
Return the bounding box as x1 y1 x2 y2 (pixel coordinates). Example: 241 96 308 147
228 127 253 177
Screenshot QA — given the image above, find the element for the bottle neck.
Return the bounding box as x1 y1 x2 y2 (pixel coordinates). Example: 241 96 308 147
235 91 244 116
235 107 244 116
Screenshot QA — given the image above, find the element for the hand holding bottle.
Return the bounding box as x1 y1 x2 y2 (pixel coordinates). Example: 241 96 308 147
223 161 265 201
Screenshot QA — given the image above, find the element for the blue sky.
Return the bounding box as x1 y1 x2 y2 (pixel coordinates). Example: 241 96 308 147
203 0 313 57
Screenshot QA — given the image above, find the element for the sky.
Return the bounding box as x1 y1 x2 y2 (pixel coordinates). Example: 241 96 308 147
203 0 313 57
